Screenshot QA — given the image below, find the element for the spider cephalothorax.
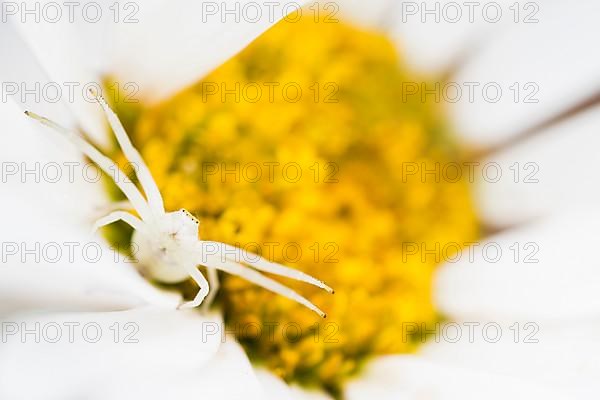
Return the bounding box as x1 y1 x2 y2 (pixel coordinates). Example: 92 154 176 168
25 89 333 316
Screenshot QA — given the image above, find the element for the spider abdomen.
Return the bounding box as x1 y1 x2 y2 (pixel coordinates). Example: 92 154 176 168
132 229 191 283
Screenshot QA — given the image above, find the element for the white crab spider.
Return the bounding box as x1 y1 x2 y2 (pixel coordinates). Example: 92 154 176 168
24 89 333 317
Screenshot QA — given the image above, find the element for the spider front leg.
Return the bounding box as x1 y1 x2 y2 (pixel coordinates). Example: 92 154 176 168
89 89 165 215
177 264 210 310
92 211 145 234
94 200 134 217
24 111 154 221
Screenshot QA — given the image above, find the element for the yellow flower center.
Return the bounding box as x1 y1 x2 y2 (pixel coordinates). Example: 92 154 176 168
108 14 478 395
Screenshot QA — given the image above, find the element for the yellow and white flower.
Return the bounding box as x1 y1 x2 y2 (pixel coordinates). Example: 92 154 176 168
1 0 599 399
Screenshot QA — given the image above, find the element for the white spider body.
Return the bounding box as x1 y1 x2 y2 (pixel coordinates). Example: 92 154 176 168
132 210 199 283
25 89 332 317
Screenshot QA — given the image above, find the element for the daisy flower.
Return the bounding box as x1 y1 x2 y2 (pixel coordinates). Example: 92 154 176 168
1 0 599 399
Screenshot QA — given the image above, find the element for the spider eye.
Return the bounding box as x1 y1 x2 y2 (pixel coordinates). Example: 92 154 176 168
180 208 199 225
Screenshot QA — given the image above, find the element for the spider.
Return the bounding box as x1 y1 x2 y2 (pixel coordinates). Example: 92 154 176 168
24 89 333 317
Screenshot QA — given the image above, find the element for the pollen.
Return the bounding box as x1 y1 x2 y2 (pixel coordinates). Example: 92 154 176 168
108 14 478 395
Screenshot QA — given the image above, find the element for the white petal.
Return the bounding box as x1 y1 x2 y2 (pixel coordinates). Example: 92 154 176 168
421 321 600 398
94 338 264 400
0 98 106 225
435 208 600 321
0 188 179 312
474 104 600 228
256 369 294 400
345 355 569 400
0 308 225 400
0 20 79 131
255 368 333 400
109 0 310 102
337 0 396 29
450 1 600 147
387 0 517 74
4 1 113 145
5 0 312 140
337 0 515 74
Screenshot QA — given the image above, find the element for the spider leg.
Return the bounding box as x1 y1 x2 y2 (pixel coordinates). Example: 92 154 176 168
201 267 220 312
202 255 327 318
24 111 153 221
95 200 134 216
177 264 210 310
89 89 165 215
201 241 333 293
92 211 145 234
